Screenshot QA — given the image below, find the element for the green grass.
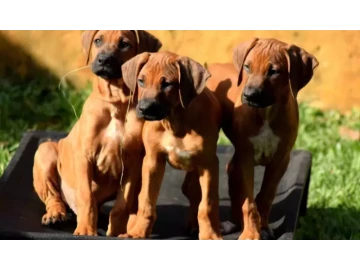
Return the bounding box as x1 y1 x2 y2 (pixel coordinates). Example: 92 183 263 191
294 105 360 239
0 77 360 239
0 78 91 174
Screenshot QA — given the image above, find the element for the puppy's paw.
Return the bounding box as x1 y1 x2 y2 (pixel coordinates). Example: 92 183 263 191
41 208 67 225
107 209 130 237
118 232 147 239
127 214 138 232
199 234 223 240
73 225 98 236
118 233 132 238
106 229 117 237
118 226 149 239
106 222 126 237
238 229 261 240
199 230 223 240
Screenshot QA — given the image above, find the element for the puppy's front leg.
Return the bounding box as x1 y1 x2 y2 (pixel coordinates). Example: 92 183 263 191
197 157 223 240
255 153 290 239
73 156 98 236
121 152 166 239
182 170 201 234
228 152 261 240
106 186 129 237
106 157 142 237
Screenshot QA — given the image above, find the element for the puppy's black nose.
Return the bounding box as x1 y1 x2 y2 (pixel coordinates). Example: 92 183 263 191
243 87 262 101
97 55 105 65
138 98 158 114
96 53 114 67
97 55 107 66
137 97 170 120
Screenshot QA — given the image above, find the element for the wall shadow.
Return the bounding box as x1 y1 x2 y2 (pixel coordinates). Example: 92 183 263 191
0 32 60 85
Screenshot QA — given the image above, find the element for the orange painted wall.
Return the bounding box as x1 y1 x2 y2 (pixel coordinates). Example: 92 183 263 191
1 30 359 113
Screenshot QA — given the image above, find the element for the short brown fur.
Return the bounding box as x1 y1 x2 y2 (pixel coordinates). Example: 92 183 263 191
205 38 319 239
119 51 223 240
32 30 162 236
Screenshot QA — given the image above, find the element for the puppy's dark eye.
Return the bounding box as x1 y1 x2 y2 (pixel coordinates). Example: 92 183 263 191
94 38 102 47
138 78 145 87
268 68 280 76
244 64 251 73
119 40 131 50
161 81 176 91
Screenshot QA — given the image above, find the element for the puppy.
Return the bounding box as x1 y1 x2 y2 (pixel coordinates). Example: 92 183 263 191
117 51 223 240
32 30 162 236
206 38 319 239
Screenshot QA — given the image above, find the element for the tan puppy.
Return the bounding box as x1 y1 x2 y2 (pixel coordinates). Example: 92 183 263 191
116 51 223 240
32 30 162 236
206 38 319 239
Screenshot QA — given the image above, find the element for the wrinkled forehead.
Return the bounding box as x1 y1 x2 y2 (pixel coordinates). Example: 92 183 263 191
95 30 136 43
246 40 288 69
140 53 179 82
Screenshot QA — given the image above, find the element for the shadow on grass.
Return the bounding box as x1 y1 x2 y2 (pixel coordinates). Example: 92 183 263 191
295 207 360 240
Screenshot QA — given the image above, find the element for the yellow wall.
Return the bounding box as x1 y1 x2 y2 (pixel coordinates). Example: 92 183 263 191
1 30 359 113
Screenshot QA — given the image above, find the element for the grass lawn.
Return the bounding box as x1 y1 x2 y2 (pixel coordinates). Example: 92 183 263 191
1 77 360 239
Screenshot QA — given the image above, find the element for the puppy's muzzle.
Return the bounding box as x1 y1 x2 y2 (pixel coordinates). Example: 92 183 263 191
92 52 122 79
242 87 276 108
136 98 170 121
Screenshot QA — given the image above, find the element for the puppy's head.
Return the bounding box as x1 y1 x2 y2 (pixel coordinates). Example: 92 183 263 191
81 30 162 80
121 51 211 121
232 38 319 108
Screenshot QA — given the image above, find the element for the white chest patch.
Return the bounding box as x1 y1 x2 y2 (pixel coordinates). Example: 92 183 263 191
165 146 193 160
105 118 121 139
164 145 195 167
249 121 280 164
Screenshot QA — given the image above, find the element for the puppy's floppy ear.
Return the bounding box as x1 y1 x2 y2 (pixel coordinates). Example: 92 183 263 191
132 30 162 53
121 52 151 95
81 30 98 65
232 38 259 86
285 44 319 98
177 56 211 107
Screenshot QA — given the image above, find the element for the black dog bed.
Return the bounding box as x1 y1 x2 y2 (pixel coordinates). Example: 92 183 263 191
0 131 311 240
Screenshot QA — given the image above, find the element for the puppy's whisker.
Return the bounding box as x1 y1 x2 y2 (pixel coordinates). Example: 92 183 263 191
58 65 91 120
58 65 91 90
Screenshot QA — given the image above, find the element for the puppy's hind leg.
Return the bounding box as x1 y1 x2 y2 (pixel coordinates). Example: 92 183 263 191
33 141 67 225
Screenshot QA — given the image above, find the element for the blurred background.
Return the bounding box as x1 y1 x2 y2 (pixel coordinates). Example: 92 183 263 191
0 30 360 239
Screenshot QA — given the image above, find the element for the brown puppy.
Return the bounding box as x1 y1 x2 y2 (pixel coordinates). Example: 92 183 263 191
206 38 319 239
117 51 223 240
32 30 162 236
